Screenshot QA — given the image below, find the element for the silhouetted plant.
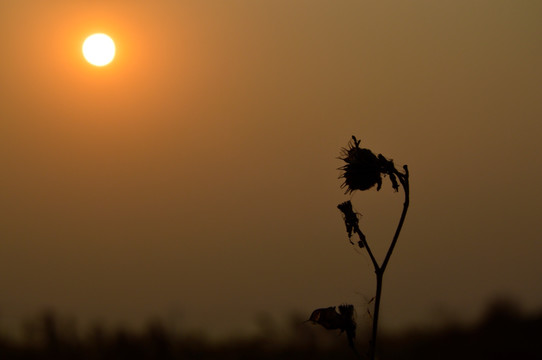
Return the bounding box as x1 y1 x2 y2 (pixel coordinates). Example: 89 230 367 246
340 136 409 359
310 136 410 360
308 305 358 355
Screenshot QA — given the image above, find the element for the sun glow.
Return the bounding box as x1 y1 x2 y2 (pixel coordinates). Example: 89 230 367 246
82 33 116 66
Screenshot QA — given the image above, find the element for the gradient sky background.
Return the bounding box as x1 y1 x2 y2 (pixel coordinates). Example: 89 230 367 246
1 0 542 339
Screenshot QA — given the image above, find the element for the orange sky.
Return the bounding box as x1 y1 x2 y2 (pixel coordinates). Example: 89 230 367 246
1 0 542 338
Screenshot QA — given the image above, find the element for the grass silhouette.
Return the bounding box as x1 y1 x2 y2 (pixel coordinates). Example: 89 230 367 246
1 298 541 359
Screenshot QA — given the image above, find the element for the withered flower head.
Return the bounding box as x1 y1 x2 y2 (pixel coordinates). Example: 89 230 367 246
308 304 357 349
339 136 400 193
337 201 365 248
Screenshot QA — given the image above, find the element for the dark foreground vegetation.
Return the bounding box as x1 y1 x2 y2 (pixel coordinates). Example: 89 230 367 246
1 299 540 360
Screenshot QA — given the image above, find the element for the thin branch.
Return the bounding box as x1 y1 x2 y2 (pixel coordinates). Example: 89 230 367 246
354 227 380 273
381 165 410 272
368 272 383 360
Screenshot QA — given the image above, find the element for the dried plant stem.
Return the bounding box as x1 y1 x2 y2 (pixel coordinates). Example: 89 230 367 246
356 166 410 360
382 167 410 272
370 272 383 360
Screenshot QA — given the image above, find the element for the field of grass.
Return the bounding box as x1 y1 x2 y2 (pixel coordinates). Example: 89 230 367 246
1 299 540 359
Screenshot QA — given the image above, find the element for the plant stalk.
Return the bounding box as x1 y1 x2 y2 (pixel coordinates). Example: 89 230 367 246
365 166 410 360
369 270 383 360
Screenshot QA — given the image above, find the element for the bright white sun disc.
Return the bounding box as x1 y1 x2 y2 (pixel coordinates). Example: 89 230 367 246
82 33 115 66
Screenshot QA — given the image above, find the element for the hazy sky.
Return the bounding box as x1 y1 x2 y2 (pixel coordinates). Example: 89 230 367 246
1 0 542 338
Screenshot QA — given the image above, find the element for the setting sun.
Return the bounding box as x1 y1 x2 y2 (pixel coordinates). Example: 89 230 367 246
82 33 116 66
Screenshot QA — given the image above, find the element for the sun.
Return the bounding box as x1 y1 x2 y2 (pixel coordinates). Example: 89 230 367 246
82 33 116 67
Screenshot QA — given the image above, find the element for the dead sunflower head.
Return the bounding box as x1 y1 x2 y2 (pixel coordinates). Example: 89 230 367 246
339 136 400 193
